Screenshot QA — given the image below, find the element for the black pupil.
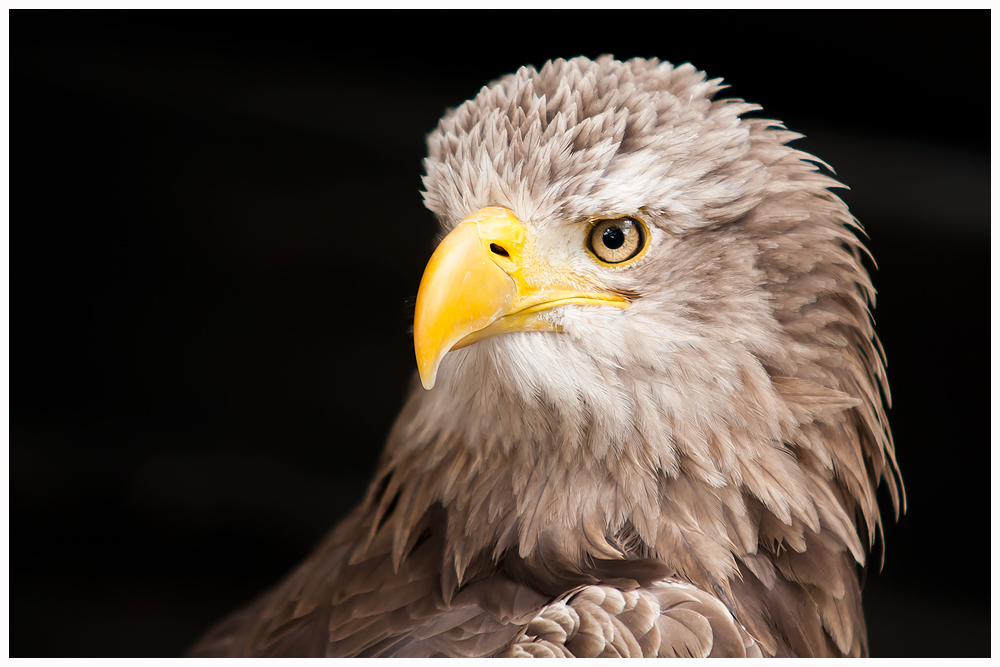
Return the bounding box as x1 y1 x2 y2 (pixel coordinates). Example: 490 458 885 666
602 226 625 249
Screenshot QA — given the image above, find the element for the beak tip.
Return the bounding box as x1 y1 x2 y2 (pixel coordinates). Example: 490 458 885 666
416 357 437 390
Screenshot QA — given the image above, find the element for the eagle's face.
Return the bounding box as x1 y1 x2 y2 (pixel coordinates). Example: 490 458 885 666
409 56 795 464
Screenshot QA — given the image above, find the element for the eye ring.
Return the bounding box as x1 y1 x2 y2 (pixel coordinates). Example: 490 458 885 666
586 217 649 266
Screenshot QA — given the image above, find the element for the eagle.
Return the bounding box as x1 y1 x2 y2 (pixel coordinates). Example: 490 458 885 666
190 55 902 658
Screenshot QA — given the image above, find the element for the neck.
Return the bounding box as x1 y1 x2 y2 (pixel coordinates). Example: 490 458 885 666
356 328 865 601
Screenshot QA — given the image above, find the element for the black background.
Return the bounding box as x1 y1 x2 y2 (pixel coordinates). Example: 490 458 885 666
14 11 989 657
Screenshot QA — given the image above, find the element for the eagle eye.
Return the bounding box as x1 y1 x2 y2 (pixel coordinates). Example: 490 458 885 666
587 217 647 265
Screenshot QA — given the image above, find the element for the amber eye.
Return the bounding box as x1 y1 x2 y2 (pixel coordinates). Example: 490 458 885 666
588 218 646 264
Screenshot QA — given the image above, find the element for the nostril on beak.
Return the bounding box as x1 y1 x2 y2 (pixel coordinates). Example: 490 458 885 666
489 243 510 258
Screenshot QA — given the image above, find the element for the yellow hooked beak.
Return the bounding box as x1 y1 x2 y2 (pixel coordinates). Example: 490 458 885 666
413 207 630 389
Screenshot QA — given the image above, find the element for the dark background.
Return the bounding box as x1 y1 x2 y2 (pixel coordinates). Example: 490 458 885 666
14 11 989 657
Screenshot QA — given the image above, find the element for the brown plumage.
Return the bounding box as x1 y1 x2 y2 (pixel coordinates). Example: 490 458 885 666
189 55 902 658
